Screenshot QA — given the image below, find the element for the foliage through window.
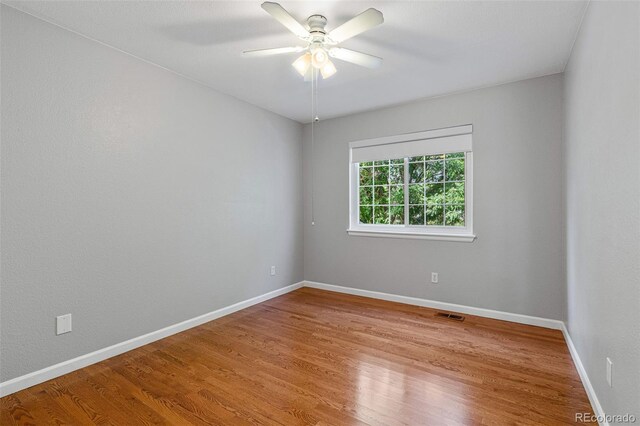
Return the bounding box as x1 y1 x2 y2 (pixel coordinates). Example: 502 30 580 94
349 125 474 241
358 153 466 227
358 158 404 225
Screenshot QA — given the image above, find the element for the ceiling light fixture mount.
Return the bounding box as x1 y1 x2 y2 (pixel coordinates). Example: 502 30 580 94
243 2 384 80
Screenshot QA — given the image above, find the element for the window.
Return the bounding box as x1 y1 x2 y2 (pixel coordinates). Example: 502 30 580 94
348 125 475 241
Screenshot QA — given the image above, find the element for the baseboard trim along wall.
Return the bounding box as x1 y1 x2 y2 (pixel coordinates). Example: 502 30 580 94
304 280 564 329
0 279 602 423
0 281 304 398
561 324 609 426
303 280 603 424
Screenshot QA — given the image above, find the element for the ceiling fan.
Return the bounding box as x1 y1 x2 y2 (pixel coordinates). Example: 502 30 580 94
243 2 384 80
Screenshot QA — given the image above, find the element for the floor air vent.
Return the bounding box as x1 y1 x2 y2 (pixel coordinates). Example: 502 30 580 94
435 312 465 321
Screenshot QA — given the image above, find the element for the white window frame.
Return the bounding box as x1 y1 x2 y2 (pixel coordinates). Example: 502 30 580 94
348 125 476 242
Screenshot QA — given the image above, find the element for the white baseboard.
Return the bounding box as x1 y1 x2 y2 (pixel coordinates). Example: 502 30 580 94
304 280 606 422
0 281 304 397
1 278 602 426
561 323 608 426
303 280 564 330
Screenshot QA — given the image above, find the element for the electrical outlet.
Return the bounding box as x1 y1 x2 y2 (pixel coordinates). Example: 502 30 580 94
431 272 439 283
56 314 72 335
270 266 276 276
606 357 613 387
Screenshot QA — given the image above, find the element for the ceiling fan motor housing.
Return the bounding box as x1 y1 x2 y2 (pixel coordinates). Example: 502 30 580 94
307 14 328 39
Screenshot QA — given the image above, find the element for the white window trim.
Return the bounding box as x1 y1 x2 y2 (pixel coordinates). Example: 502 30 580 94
347 125 476 242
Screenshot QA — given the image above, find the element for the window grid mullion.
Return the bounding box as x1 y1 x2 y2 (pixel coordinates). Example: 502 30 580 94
387 161 391 224
403 157 409 226
423 159 427 226
442 158 447 225
372 165 376 219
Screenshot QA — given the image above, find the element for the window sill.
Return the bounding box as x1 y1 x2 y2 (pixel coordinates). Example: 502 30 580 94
346 228 476 242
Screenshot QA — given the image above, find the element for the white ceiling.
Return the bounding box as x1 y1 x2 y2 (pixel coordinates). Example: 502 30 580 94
5 1 587 123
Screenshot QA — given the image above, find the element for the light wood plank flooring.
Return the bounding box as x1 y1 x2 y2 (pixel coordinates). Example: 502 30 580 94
0 288 593 425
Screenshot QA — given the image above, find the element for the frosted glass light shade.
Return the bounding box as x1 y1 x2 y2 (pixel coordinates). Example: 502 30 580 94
311 48 328 69
292 53 311 76
320 60 337 79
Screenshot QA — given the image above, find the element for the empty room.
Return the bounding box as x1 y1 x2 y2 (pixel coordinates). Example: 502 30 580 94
1 0 638 424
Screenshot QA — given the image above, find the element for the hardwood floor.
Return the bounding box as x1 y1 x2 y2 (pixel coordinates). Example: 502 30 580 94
1 288 593 425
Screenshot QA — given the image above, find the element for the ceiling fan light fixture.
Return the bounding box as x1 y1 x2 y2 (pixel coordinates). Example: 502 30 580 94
320 60 337 79
311 47 329 69
245 2 384 80
292 53 311 76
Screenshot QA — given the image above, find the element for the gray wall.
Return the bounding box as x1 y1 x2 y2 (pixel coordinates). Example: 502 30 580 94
0 6 303 382
564 1 640 417
303 74 565 320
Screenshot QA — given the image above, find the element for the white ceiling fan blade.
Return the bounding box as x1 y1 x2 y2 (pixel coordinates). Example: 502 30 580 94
328 8 383 43
243 46 305 57
261 2 309 39
329 48 382 69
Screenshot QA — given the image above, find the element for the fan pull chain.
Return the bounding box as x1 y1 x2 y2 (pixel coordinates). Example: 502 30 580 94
310 67 319 226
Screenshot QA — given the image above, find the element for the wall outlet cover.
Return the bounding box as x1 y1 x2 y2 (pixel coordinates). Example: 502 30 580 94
56 314 72 335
